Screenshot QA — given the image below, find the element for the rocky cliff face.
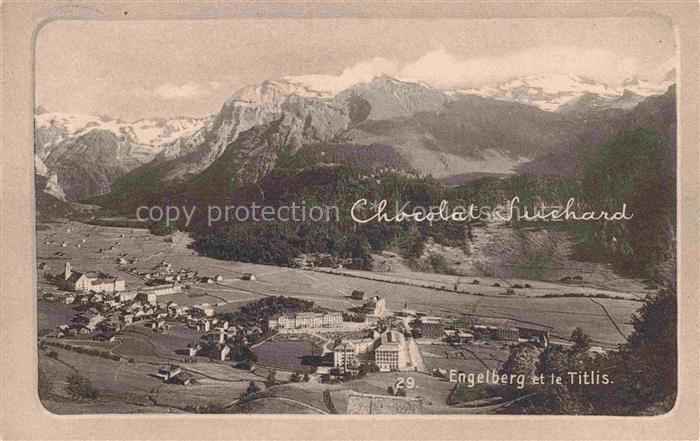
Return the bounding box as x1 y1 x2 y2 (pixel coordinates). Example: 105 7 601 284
42 130 140 201
34 155 66 201
107 76 461 201
187 112 313 199
148 80 352 182
338 75 448 120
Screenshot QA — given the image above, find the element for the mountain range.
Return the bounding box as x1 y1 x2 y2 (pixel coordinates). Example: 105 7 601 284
34 111 210 200
35 71 674 203
459 73 674 112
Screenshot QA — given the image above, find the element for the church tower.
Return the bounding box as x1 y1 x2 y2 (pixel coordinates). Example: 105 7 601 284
64 261 72 280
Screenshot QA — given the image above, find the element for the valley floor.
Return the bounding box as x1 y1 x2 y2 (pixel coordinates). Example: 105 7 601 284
36 218 653 414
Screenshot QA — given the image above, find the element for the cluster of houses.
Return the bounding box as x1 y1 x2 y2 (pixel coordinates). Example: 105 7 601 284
183 312 266 362
44 282 263 362
51 261 183 304
45 290 168 340
409 315 550 346
42 262 202 340
129 260 199 285
42 260 273 366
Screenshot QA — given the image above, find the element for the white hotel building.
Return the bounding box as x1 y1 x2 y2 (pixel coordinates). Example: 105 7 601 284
267 311 343 330
333 329 408 372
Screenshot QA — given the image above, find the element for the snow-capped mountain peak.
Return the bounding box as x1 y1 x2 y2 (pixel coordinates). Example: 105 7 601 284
457 73 672 112
34 112 212 153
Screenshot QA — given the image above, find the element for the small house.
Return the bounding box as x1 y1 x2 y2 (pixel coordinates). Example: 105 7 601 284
167 372 195 385
156 365 182 381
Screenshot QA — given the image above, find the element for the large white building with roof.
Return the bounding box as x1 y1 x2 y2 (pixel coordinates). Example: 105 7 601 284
62 261 125 293
374 329 407 371
267 311 343 330
332 329 408 372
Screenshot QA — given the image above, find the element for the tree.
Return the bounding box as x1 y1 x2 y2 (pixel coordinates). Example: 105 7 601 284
290 370 301 382
242 381 261 398
536 345 573 377
570 328 592 353
357 364 368 377
515 287 677 416
500 343 540 379
303 373 310 382
609 287 677 413
238 381 262 404
265 370 277 388
399 230 425 259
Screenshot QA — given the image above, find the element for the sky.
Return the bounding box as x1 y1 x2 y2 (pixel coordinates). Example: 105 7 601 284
35 17 676 121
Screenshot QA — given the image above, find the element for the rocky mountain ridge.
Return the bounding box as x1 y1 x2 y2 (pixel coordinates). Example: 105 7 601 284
38 72 674 202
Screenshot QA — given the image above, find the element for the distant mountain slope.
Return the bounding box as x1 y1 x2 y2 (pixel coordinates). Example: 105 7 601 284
519 85 676 175
42 130 144 201
34 111 211 201
100 76 563 203
459 73 673 112
557 90 646 115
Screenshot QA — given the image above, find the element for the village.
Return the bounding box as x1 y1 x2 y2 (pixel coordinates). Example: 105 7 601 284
36 219 643 414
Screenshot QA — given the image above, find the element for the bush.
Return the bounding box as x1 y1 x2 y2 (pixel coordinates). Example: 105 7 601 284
239 381 262 403
66 372 98 400
149 221 177 236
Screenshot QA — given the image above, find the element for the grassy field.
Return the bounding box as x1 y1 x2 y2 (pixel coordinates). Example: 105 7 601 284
38 345 268 413
419 342 509 373
254 340 323 373
37 300 77 333
37 219 645 349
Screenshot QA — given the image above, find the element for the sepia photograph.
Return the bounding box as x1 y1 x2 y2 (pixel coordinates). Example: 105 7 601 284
30 15 682 417
2 3 699 439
